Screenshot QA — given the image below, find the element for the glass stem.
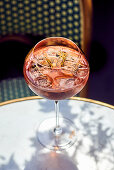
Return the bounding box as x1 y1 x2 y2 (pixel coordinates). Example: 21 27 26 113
54 101 62 136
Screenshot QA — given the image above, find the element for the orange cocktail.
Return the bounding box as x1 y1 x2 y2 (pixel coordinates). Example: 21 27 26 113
24 43 89 100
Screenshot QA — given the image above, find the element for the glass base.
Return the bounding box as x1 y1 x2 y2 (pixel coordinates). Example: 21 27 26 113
37 117 77 150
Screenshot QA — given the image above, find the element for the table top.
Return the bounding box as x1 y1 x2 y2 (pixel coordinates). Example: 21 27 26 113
0 96 114 170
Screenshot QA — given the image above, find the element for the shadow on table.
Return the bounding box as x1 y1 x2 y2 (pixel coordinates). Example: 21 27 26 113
0 133 78 170
0 101 114 170
38 99 77 120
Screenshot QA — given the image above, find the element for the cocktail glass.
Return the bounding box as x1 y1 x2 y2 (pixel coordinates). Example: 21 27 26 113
23 37 89 150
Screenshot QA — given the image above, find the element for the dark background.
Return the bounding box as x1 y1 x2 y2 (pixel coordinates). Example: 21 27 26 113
88 0 114 105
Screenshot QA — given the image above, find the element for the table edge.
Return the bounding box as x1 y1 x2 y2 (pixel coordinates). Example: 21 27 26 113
0 96 114 109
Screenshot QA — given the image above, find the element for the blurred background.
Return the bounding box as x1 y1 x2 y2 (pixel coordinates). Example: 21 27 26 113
0 0 114 105
88 0 114 105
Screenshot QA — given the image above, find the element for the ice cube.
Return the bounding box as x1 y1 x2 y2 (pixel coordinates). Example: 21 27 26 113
36 78 51 88
59 78 75 89
65 78 75 88
77 67 88 78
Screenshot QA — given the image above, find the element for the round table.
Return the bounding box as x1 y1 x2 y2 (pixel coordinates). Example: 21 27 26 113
0 97 114 170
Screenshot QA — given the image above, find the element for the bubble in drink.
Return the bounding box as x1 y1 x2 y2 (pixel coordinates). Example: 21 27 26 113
24 43 89 100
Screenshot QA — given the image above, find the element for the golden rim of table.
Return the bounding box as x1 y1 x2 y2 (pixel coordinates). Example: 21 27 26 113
0 96 114 109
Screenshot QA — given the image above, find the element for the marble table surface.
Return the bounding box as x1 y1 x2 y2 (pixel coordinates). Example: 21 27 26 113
0 97 114 170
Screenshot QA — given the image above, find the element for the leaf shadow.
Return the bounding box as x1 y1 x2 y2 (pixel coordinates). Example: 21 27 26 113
0 100 114 170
